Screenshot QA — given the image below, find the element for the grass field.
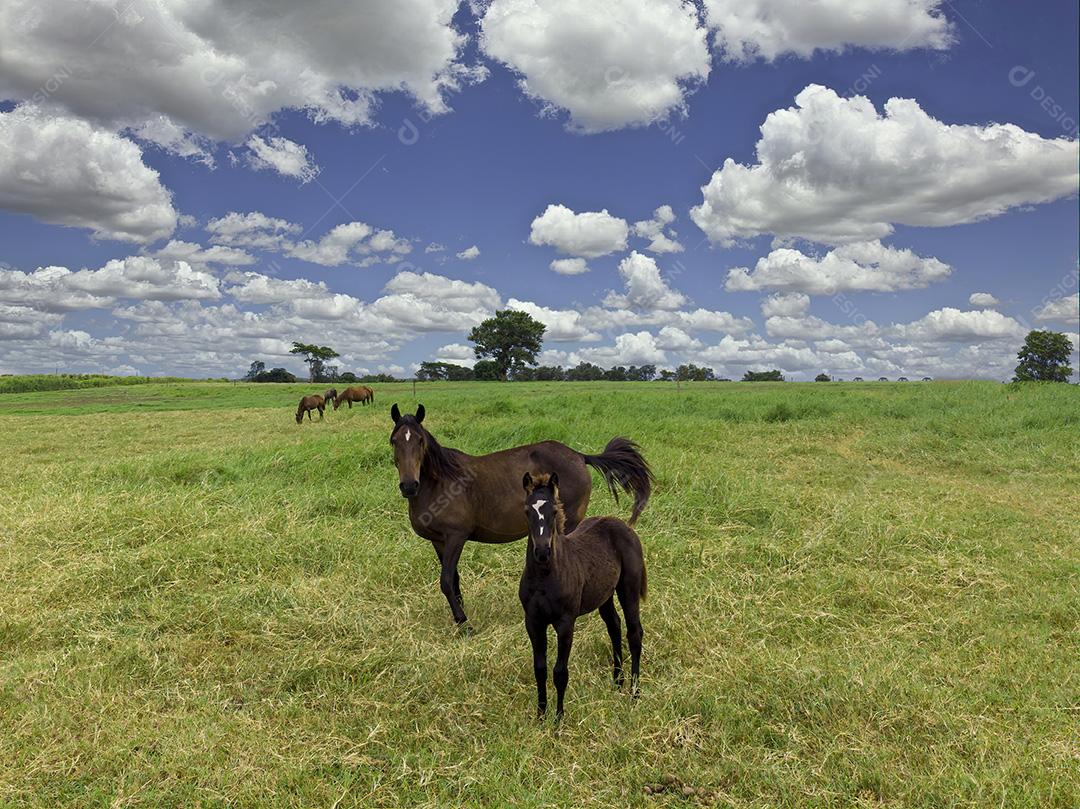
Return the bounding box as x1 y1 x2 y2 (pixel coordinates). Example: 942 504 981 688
1 380 1077 807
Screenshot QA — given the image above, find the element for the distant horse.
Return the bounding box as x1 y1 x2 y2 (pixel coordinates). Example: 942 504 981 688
520 472 646 719
389 403 652 630
322 388 338 405
334 386 373 409
296 394 325 423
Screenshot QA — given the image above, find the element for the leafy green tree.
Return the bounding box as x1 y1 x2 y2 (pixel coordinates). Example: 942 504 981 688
566 362 605 381
1013 330 1074 382
658 369 677 382
677 363 715 382
290 342 340 382
468 309 546 380
418 361 475 381
245 360 265 381
473 360 502 381
252 367 297 383
339 372 358 383
742 370 784 382
627 364 657 381
814 373 831 382
533 365 566 381
603 366 628 381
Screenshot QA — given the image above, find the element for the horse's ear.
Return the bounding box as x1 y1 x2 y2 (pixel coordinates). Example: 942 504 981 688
390 403 401 424
522 472 533 491
415 403 425 424
550 472 559 490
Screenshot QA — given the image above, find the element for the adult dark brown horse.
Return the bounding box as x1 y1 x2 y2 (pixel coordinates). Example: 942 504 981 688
334 386 373 409
296 394 325 423
389 403 652 630
520 472 646 719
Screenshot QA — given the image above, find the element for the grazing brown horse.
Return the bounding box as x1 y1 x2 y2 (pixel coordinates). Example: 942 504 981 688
334 385 373 409
296 394 325 423
519 472 647 719
389 403 652 630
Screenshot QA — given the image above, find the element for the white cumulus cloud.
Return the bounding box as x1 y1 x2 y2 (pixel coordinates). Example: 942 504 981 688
604 251 687 311
632 205 684 253
0 105 178 243
726 240 951 294
245 136 320 183
1034 295 1080 323
457 245 481 260
705 0 952 62
691 85 1080 245
549 258 590 275
0 0 480 147
480 0 710 133
968 292 1001 307
529 204 629 258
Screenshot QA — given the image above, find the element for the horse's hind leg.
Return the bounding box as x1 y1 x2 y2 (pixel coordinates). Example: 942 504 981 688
552 618 575 719
616 581 643 697
598 597 623 688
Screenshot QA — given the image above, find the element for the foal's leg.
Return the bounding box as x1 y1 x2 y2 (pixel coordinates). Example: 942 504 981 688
526 615 548 718
617 584 643 697
438 534 470 629
552 617 576 719
598 597 623 688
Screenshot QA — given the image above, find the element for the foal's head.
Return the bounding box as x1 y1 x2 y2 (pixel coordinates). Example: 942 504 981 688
522 472 567 564
389 403 427 498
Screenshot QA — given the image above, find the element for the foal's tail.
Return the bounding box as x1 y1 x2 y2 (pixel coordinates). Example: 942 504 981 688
580 437 653 526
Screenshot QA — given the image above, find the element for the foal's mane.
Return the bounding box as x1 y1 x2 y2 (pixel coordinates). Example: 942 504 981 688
394 418 465 483
524 473 567 536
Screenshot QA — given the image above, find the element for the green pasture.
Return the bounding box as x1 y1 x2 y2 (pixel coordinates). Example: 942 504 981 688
0 380 1077 807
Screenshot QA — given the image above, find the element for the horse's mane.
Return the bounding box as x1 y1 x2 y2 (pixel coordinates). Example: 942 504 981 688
524 473 567 536
395 418 465 483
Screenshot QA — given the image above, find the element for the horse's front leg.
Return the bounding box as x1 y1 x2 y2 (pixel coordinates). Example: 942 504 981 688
526 615 548 718
553 617 575 720
438 533 470 630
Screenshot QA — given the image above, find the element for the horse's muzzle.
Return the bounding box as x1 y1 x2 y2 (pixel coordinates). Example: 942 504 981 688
533 547 551 564
399 481 419 498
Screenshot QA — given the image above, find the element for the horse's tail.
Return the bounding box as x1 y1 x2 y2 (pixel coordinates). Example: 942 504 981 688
580 437 653 526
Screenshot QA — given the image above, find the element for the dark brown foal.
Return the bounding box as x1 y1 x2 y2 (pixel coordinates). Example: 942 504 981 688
519 472 647 720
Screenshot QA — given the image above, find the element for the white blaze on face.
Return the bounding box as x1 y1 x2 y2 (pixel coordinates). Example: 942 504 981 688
404 429 411 442
532 499 547 520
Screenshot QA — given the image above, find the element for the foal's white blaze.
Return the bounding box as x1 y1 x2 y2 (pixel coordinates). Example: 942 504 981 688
404 429 411 442
532 499 547 520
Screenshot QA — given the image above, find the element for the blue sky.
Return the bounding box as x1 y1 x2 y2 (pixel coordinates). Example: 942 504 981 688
1 0 1077 380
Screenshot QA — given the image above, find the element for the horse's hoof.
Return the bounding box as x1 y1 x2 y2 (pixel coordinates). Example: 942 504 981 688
456 622 475 637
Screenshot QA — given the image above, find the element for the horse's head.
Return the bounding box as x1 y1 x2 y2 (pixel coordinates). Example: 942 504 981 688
523 472 564 564
390 403 427 498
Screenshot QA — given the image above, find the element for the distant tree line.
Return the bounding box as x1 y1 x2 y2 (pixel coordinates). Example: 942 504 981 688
244 321 1075 387
244 357 402 384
